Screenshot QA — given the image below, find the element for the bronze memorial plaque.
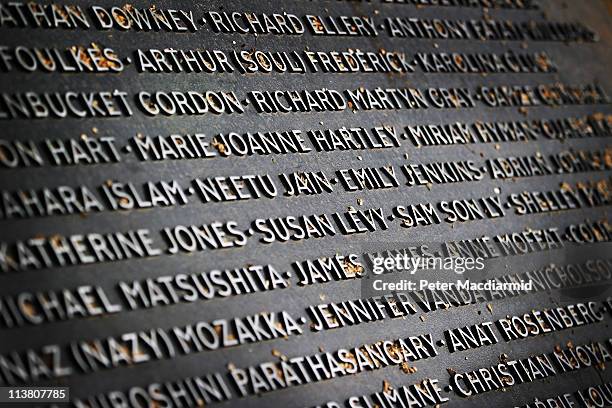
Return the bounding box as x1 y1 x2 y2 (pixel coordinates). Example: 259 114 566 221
0 0 611 407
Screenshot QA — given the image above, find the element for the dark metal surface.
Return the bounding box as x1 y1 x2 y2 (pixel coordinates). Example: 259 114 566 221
0 0 611 407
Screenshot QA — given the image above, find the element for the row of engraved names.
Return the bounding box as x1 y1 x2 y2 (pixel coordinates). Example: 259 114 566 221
1 114 610 169
0 149 609 220
0 83 607 120
0 193 608 272
63 341 612 408
2 230 611 328
5 300 611 406
0 3 586 45
0 45 556 76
